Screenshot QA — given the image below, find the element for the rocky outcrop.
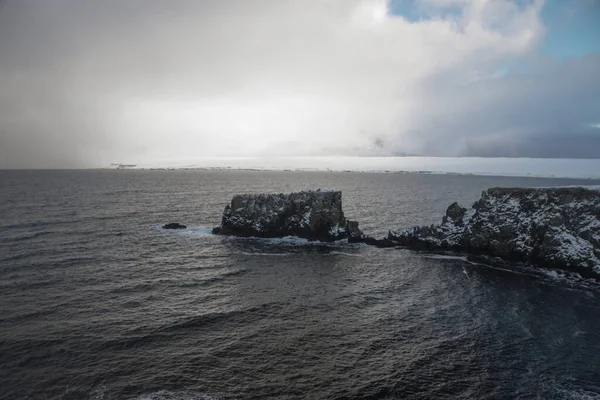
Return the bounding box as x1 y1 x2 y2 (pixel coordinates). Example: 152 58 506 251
388 187 600 278
163 223 187 229
212 190 363 242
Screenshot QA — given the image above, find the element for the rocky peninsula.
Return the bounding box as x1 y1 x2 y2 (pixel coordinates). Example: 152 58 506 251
388 187 600 278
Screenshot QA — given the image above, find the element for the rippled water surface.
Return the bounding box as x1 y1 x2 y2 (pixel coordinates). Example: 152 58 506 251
1 170 600 399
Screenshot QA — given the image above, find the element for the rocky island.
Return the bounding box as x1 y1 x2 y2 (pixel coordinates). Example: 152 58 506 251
388 187 600 278
212 190 364 242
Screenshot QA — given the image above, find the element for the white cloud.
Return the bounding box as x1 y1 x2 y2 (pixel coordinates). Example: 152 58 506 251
0 0 598 167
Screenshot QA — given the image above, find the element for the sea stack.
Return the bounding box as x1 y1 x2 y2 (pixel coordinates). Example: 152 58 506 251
212 190 363 242
388 187 600 278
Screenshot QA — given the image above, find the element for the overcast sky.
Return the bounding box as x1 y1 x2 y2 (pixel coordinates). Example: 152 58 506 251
0 0 599 168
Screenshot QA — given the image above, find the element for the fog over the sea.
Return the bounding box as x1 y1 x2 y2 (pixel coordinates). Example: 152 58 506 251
0 0 599 168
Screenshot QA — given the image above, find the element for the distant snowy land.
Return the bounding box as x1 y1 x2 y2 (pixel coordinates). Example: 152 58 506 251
110 157 600 180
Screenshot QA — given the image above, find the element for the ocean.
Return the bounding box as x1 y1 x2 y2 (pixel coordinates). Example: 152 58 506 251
1 170 600 399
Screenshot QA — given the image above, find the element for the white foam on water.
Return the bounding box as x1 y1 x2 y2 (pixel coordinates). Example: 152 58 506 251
546 383 600 400
154 226 366 250
154 225 214 237
417 252 551 278
239 251 290 256
536 268 600 288
238 247 364 257
420 254 469 262
539 268 562 280
327 251 364 257
186 226 214 233
229 235 364 248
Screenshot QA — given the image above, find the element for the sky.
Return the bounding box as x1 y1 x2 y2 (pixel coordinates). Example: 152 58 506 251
0 0 599 168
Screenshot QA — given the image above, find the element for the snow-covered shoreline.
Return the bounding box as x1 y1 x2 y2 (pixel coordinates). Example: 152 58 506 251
110 156 600 179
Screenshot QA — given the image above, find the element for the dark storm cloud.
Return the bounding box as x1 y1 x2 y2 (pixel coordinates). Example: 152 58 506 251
0 0 598 168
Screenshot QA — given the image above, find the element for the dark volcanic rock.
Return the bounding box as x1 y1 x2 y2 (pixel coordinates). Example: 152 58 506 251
163 223 187 230
358 235 396 248
388 187 600 278
213 190 362 242
346 220 364 242
443 202 467 225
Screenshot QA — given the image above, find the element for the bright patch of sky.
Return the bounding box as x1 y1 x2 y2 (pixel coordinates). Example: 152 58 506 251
540 0 600 58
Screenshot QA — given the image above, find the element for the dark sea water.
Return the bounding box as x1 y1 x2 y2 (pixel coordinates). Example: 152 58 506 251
1 170 600 400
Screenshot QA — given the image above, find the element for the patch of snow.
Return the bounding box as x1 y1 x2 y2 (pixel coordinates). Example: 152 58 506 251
124 156 600 179
329 224 345 236
552 231 598 266
536 184 600 191
301 211 311 227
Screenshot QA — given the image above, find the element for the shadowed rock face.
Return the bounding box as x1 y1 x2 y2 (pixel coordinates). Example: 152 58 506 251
212 190 362 242
389 187 600 278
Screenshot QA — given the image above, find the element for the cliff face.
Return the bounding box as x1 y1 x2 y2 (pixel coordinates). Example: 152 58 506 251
389 187 600 277
212 190 363 242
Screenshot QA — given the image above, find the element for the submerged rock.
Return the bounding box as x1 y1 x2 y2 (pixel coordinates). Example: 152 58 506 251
212 190 363 242
163 223 187 229
388 187 600 278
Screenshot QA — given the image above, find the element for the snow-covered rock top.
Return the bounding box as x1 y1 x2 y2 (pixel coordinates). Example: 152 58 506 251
389 187 600 278
212 190 363 242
